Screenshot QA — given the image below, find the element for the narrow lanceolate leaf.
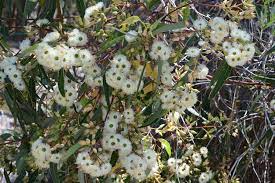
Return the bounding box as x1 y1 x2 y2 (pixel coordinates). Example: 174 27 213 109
4 169 11 183
100 35 124 52
120 16 141 31
65 70 79 83
159 138 171 157
152 22 185 35
0 0 4 17
76 0 86 19
102 74 112 109
140 109 167 127
49 163 60 183
0 36 10 51
58 69 65 97
18 43 38 58
254 74 275 86
110 150 119 166
62 143 81 161
23 0 38 18
264 44 275 56
38 0 56 20
78 171 85 183
209 61 232 98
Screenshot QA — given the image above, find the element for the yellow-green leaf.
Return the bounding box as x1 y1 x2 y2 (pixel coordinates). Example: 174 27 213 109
159 138 171 157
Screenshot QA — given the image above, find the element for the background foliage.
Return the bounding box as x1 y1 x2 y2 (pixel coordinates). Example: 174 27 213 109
0 0 274 182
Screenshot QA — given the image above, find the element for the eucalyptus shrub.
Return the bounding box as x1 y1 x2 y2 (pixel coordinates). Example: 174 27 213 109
0 0 274 183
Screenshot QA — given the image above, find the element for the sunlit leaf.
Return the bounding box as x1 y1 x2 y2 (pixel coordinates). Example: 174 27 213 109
62 143 82 161
159 138 171 157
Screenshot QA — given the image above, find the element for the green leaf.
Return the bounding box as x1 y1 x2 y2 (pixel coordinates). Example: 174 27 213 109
91 107 103 123
0 36 10 51
38 64 53 89
58 69 65 97
16 156 26 175
120 16 141 28
62 143 81 161
145 0 160 10
78 171 85 183
159 138 171 157
23 0 38 18
28 76 37 106
102 74 112 109
140 109 167 127
100 35 124 51
264 44 275 56
110 150 119 166
4 169 11 183
49 163 60 183
0 133 12 140
152 22 185 35
0 1 3 16
65 70 79 83
76 0 86 18
136 63 146 93
18 43 38 58
209 61 232 98
39 0 56 20
254 74 275 86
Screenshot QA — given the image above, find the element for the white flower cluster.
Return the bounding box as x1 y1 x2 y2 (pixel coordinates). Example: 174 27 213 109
54 77 78 107
75 107 158 181
160 61 174 86
80 50 103 87
67 29 88 47
35 29 88 71
0 57 26 90
75 151 112 177
121 149 158 181
167 145 211 182
105 54 144 95
223 42 255 67
168 158 190 178
35 43 78 70
31 138 61 169
84 2 104 26
192 17 255 67
149 40 173 61
160 88 197 114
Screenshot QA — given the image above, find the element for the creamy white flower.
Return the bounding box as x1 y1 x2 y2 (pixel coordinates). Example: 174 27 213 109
19 38 31 51
210 31 226 44
185 47 200 57
222 41 232 52
150 40 172 61
192 152 202 166
193 18 207 30
199 172 210 183
178 163 190 178
67 29 88 46
123 108 135 124
195 64 209 79
270 99 275 110
43 31 60 42
125 30 138 43
36 18 49 27
50 153 62 163
199 146 208 157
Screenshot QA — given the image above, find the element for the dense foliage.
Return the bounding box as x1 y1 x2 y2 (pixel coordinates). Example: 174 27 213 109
0 0 274 182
